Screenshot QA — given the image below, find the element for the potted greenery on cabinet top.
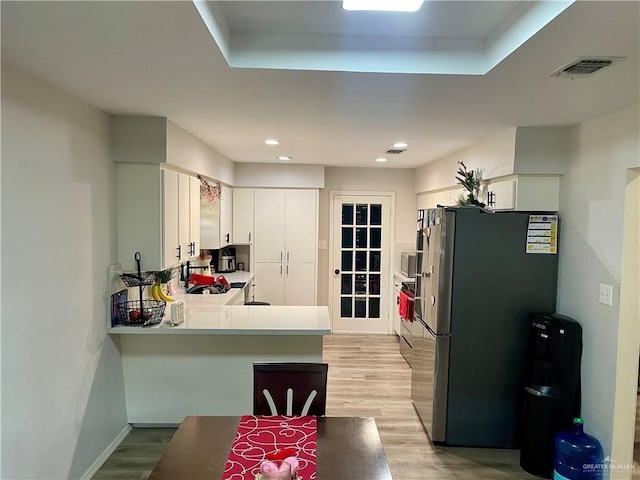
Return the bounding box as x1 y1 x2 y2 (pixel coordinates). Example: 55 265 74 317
455 161 484 207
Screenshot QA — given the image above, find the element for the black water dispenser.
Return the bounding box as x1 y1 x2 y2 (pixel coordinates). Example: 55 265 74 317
520 313 583 478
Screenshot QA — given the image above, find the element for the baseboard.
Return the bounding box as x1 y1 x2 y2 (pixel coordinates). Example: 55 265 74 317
81 423 132 480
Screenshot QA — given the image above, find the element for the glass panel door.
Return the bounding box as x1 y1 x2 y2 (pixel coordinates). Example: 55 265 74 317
332 195 390 333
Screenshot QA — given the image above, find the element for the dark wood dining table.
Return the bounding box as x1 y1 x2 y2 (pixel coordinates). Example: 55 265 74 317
147 416 393 480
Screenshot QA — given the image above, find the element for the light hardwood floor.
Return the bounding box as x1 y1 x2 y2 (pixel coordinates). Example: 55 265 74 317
93 334 549 479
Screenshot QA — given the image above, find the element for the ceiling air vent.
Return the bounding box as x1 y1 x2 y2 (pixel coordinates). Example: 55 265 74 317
548 56 624 78
386 148 406 155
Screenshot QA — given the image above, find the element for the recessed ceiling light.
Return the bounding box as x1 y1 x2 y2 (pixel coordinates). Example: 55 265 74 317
376 158 388 163
342 0 424 12
393 142 409 149
278 156 292 161
265 139 280 145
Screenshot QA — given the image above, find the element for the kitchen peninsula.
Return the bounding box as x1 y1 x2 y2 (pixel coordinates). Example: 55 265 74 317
109 287 330 424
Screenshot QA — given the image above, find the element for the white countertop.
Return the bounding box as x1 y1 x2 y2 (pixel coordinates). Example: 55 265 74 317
108 305 331 335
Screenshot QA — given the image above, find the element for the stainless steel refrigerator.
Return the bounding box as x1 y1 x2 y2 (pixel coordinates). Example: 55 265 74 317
411 207 559 448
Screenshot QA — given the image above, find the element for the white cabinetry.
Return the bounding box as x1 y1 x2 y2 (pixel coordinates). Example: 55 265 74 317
232 188 254 244
163 170 201 268
220 186 233 246
201 186 233 249
254 189 318 306
189 176 200 257
117 164 200 271
487 176 559 211
487 179 516 210
162 170 180 267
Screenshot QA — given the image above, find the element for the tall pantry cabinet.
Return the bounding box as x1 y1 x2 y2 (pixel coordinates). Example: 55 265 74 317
253 189 318 306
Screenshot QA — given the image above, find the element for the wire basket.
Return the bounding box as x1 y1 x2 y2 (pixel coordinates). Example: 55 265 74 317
118 299 166 327
120 271 157 287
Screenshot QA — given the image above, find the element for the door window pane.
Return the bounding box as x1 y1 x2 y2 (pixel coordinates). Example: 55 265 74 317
356 204 368 225
355 274 367 294
370 204 382 225
369 274 380 295
369 251 381 272
355 251 367 271
341 297 352 317
355 298 367 318
369 298 380 318
355 228 367 248
342 228 353 248
341 251 353 272
370 228 381 248
342 204 354 226
341 274 352 295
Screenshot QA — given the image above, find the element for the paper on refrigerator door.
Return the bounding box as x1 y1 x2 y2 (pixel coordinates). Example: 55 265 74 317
526 215 558 254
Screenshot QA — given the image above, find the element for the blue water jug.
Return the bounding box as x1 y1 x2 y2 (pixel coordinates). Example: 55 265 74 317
553 418 604 480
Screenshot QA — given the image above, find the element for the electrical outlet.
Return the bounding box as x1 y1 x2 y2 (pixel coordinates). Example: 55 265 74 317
318 240 328 250
599 283 613 306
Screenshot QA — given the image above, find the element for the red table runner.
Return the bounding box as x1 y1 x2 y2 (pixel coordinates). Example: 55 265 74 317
221 415 317 480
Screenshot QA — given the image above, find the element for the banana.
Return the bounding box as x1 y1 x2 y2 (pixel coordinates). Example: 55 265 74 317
156 284 175 303
151 283 162 301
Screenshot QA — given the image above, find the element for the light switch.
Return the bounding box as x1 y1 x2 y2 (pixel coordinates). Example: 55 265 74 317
599 284 613 306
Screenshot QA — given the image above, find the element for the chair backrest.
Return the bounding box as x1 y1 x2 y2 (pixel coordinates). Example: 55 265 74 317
253 362 328 416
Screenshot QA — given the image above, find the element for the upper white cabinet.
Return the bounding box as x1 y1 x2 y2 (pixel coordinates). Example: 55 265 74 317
220 186 233 247
487 176 559 211
189 176 201 258
201 186 233 249
163 170 201 267
162 169 180 268
253 189 318 306
232 188 254 244
117 164 200 271
487 179 516 210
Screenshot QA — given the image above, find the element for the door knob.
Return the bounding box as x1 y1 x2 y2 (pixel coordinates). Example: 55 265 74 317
334 269 340 274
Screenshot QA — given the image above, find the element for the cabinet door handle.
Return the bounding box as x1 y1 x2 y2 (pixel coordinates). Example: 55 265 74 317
225 233 230 244
287 251 290 262
280 251 283 262
248 232 251 243
286 264 289 275
280 265 283 275
176 245 181 260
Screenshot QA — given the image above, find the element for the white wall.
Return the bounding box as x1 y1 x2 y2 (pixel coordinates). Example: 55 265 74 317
234 162 325 188
557 104 640 457
611 168 639 468
318 167 417 307
414 128 517 193
513 127 569 175
166 120 235 185
1 66 128 479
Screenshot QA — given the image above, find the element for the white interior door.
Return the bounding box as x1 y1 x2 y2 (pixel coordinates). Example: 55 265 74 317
331 195 391 334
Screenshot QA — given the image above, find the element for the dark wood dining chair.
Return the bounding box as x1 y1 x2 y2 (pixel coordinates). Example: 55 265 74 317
253 362 328 416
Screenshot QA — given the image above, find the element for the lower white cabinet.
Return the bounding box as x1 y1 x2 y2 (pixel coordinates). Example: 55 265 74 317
254 262 316 306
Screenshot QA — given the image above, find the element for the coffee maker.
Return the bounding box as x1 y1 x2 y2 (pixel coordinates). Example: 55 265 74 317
218 246 236 273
